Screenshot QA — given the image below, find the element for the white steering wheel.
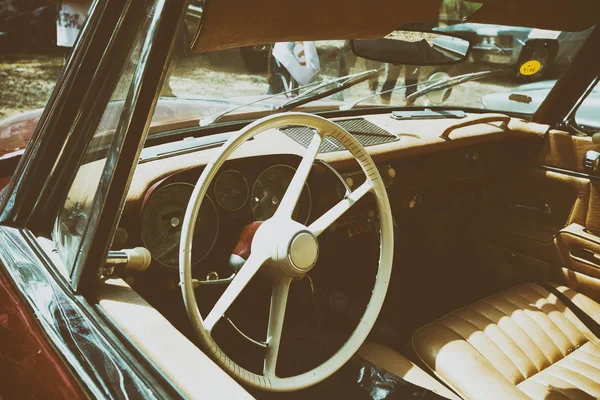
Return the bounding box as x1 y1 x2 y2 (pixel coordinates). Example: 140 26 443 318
179 112 393 391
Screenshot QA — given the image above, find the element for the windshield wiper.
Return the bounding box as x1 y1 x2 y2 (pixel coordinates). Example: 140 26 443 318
342 70 504 110
200 79 325 126
341 78 447 110
200 70 379 126
276 69 379 112
406 70 501 102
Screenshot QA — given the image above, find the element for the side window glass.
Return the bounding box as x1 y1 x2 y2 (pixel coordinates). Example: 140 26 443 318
574 80 600 133
52 3 156 276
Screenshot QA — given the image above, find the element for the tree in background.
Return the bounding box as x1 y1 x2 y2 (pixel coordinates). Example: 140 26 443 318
439 0 482 25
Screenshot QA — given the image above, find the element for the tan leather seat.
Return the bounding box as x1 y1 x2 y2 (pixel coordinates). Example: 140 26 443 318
413 283 600 400
358 342 460 399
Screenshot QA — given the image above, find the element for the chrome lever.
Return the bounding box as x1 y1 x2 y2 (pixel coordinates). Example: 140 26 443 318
508 203 552 215
185 273 236 289
584 150 600 172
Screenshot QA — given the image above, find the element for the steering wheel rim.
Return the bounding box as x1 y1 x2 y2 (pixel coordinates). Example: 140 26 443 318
179 112 393 391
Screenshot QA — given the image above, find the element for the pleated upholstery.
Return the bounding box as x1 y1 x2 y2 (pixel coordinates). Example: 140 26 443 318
517 342 600 399
413 283 600 400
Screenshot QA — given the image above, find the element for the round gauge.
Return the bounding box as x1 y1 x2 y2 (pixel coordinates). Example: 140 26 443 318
251 164 312 224
214 170 249 211
141 182 219 269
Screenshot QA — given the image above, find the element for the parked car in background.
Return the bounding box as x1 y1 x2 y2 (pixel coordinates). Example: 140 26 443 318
482 79 600 130
436 22 593 80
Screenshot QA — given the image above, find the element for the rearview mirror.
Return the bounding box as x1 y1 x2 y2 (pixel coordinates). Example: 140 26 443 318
351 30 471 66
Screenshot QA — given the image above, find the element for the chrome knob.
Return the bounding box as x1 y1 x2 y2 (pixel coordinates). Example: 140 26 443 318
584 150 600 171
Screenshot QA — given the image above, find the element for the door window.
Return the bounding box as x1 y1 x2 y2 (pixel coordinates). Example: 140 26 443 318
52 2 159 276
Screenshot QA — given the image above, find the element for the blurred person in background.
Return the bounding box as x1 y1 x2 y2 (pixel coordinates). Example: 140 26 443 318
337 40 419 105
338 20 444 105
373 63 420 105
267 41 320 96
56 0 89 55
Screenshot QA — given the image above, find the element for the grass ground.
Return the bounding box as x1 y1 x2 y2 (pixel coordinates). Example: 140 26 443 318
0 54 63 120
0 48 521 122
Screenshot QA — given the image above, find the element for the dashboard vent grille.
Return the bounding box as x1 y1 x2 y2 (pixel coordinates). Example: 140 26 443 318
279 118 398 153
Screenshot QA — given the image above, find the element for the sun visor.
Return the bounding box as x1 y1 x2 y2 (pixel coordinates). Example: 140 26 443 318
189 0 599 54
467 0 600 32
190 0 443 53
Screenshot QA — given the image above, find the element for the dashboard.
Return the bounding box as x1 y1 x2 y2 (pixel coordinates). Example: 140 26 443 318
113 113 547 283
89 112 552 387
119 155 357 282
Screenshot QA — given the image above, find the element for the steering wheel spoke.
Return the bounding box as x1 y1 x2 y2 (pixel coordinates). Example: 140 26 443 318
263 276 292 377
274 132 322 219
309 180 373 237
203 251 269 332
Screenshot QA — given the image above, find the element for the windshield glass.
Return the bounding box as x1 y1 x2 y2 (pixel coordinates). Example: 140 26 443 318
141 3 593 136
0 0 594 158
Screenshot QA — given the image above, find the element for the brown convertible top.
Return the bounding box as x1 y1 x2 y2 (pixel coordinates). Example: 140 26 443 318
191 0 600 53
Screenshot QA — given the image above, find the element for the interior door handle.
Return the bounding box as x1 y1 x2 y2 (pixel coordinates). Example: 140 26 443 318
570 247 600 268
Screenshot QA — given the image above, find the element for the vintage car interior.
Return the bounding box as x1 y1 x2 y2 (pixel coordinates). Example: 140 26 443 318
82 5 600 400
3 0 600 399
94 105 600 399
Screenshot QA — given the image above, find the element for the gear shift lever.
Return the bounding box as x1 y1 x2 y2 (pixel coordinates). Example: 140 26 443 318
229 221 263 272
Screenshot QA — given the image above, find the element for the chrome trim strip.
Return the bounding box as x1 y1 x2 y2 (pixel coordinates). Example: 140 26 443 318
538 165 600 181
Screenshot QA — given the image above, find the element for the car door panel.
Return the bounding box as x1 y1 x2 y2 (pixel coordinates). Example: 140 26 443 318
478 168 586 264
476 239 552 283
0 226 172 398
477 129 600 300
537 129 600 175
556 223 600 281
538 131 600 301
0 263 87 400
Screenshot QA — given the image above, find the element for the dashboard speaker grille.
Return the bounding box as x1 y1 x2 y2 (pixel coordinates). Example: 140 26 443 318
279 118 398 153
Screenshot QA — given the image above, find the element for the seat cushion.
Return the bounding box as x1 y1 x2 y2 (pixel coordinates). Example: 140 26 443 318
412 283 600 400
358 342 460 399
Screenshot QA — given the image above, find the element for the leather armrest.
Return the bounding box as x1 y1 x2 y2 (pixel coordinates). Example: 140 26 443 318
557 223 600 281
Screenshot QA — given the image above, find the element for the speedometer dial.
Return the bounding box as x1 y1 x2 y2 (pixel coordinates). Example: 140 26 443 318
214 170 249 211
141 182 219 268
251 164 312 224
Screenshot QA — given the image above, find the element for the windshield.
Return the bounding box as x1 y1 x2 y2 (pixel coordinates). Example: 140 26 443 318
139 4 593 135
0 0 594 157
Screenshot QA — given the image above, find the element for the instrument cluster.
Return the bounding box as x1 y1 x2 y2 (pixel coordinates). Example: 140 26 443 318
139 162 313 270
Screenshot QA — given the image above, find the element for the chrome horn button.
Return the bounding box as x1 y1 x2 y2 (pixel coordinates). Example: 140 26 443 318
288 231 319 272
266 219 320 277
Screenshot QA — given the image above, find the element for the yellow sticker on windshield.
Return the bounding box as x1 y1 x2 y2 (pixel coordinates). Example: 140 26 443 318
520 60 542 76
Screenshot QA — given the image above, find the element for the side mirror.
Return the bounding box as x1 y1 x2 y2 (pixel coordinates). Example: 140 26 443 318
351 30 471 66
